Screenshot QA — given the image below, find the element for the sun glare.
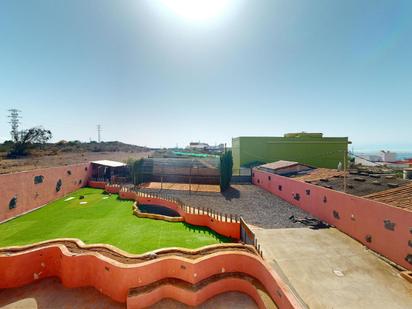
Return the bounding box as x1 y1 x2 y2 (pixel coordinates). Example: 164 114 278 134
159 0 234 21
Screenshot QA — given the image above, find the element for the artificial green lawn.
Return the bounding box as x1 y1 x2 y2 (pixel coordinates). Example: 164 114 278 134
0 188 229 254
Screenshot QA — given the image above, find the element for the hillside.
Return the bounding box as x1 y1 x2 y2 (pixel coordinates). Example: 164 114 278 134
0 141 151 174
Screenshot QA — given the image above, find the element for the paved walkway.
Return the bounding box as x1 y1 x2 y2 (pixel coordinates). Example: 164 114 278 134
253 227 412 309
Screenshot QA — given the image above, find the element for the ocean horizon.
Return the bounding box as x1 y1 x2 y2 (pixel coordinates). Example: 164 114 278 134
354 151 412 160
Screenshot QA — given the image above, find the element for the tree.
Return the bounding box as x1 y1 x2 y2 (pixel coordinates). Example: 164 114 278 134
220 150 233 192
8 127 52 157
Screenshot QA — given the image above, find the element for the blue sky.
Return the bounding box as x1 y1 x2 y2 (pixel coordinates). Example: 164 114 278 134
0 0 411 151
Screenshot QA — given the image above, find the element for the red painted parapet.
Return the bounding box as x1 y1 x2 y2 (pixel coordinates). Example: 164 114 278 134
87 180 107 189
88 182 122 194
252 169 412 270
0 163 91 223
105 184 122 194
0 240 303 309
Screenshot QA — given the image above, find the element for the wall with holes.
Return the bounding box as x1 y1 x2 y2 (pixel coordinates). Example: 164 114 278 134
0 163 91 223
0 243 302 309
252 169 412 270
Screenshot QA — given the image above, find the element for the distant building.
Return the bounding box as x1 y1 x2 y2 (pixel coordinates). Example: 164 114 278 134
255 160 314 177
232 132 350 173
188 142 225 153
380 150 397 162
91 160 128 182
208 143 225 152
357 154 382 162
188 142 209 151
354 156 383 167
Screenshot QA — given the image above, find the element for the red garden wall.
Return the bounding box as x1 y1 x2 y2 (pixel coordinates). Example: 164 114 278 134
127 277 267 309
0 163 91 223
0 241 303 309
87 180 107 189
139 196 240 239
252 169 412 270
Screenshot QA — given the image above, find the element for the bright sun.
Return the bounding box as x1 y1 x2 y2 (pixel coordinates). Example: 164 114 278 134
159 0 234 21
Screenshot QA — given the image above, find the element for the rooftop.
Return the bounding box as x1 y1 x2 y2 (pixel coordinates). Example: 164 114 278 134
256 160 314 176
364 183 412 211
254 228 412 309
291 168 344 182
91 160 127 167
293 168 410 198
258 160 301 170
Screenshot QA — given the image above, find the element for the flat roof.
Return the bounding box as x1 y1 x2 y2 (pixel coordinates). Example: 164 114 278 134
258 160 301 171
254 228 412 308
364 183 412 211
293 168 411 204
293 168 345 182
91 160 126 168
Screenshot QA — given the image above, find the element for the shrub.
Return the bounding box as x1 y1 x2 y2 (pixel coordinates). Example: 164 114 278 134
220 150 233 192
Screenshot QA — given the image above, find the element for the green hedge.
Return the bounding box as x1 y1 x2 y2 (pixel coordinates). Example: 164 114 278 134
220 150 233 192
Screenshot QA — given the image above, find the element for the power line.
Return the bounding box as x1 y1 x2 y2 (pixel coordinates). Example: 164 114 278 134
7 109 22 140
97 124 102 142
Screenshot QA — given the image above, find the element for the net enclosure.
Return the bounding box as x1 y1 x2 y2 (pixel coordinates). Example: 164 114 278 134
140 157 220 185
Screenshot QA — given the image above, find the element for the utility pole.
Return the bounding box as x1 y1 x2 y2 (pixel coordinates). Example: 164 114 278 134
189 161 192 195
160 163 164 192
8 109 22 141
343 149 347 193
97 124 102 143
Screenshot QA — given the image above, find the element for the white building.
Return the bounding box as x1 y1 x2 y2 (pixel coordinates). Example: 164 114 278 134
188 142 209 150
380 150 397 163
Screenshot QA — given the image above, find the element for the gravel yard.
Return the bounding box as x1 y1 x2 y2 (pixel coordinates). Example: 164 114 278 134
141 184 313 229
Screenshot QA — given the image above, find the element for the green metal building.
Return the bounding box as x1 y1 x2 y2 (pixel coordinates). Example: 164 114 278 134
232 133 350 174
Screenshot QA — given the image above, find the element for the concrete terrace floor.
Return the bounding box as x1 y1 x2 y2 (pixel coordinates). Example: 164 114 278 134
254 227 412 309
141 184 313 229
143 184 412 308
0 278 257 309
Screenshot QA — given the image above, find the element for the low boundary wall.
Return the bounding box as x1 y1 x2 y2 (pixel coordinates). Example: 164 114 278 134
0 240 303 309
252 169 412 270
0 163 91 223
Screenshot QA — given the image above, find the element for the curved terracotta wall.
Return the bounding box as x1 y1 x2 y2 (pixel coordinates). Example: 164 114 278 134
0 163 91 223
127 277 267 309
0 243 303 309
138 196 240 239
88 183 241 239
253 170 412 270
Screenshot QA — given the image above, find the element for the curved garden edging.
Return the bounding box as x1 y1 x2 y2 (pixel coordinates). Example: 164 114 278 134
0 238 256 264
88 182 241 239
127 272 277 308
133 202 184 222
